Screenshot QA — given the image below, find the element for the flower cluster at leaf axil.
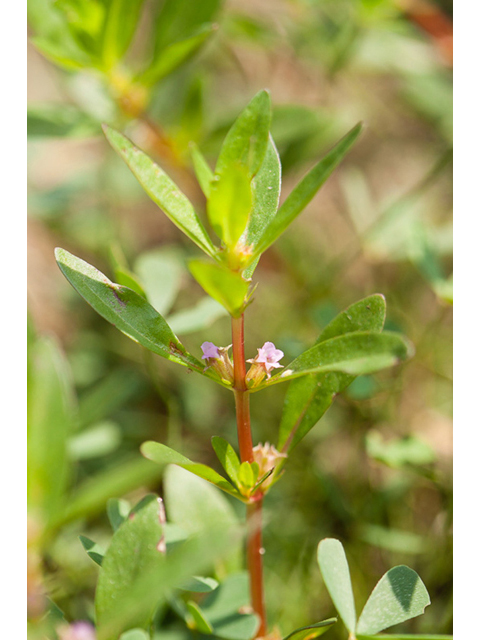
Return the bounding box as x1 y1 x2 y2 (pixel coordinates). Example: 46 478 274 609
201 342 234 384
246 342 284 387
253 442 287 490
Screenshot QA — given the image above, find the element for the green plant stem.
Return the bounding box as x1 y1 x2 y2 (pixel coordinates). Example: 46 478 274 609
231 315 267 637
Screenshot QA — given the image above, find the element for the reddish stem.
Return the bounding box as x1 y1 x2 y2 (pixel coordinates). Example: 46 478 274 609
231 315 267 637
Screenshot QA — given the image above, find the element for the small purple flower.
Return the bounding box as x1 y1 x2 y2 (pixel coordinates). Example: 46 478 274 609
247 342 284 381
57 621 96 640
201 341 220 360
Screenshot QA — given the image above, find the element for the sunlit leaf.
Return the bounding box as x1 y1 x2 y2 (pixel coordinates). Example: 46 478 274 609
317 539 356 633
211 436 241 487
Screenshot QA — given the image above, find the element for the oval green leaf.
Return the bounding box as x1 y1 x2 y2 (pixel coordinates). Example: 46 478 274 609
317 539 356 633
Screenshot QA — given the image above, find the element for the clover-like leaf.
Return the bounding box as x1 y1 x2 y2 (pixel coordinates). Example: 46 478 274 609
356 566 430 635
103 125 217 257
79 535 105 566
318 539 356 633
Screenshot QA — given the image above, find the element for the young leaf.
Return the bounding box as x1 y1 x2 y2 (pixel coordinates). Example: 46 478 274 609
254 123 362 257
215 90 271 178
95 495 165 638
79 535 105 566
211 436 241 487
356 566 430 635
139 24 216 87
207 160 252 248
238 462 256 489
282 618 337 640
317 539 357 633
102 126 217 257
189 259 250 317
277 295 387 452
190 142 214 198
186 600 214 634
55 248 217 380
101 0 145 69
258 331 413 390
141 441 243 500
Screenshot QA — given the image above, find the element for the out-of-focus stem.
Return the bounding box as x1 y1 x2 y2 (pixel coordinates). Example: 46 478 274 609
231 314 267 637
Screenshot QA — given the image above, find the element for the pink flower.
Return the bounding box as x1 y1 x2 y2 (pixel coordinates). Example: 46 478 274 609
247 342 284 384
201 341 220 360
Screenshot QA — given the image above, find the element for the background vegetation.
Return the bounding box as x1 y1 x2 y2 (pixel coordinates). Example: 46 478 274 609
27 0 452 638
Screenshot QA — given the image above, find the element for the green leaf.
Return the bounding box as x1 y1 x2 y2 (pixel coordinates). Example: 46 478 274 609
107 498 131 532
154 0 222 54
79 535 105 566
365 431 436 469
68 421 121 460
139 24 216 87
254 123 362 257
207 161 252 248
238 462 256 490
242 136 281 277
119 630 151 640
182 576 219 593
55 248 211 377
27 103 98 138
190 142 214 198
189 259 250 317
260 331 413 390
215 90 272 178
356 566 430 635
141 441 243 500
95 495 165 638
317 539 356 633
211 437 241 486
186 600 214 634
163 465 239 536
357 636 452 640
167 297 227 335
134 247 183 316
28 336 76 523
277 295 386 452
101 0 145 69
102 126 216 257
282 619 337 640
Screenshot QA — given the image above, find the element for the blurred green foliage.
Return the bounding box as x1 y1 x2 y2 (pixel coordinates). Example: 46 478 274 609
28 0 452 638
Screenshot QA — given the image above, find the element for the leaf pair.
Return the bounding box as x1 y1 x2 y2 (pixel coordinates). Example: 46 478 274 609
318 539 432 638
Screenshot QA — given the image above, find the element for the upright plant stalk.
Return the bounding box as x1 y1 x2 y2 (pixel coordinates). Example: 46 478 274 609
231 315 267 638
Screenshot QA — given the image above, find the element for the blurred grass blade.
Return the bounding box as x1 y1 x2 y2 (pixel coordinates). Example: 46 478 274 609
318 539 357 633
357 566 430 635
277 294 386 452
139 24 216 87
103 125 217 257
283 618 337 640
55 248 209 375
215 90 271 178
190 142 214 197
254 123 362 257
189 259 250 317
101 0 145 69
141 441 243 500
259 330 413 391
95 495 165 638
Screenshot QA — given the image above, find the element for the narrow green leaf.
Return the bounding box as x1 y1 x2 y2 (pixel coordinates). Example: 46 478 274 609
254 123 362 257
318 539 356 633
182 576 219 593
79 535 105 566
215 90 272 178
283 618 337 640
238 462 255 489
107 498 131 532
259 331 413 391
190 142 214 198
95 495 165 638
139 24 216 86
211 437 241 486
277 295 386 451
101 0 145 68
207 160 252 248
357 635 452 640
189 259 250 318
102 126 217 257
242 136 281 277
27 104 98 138
141 441 243 500
357 566 430 635
55 248 212 378
186 600 214 634
154 0 222 54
